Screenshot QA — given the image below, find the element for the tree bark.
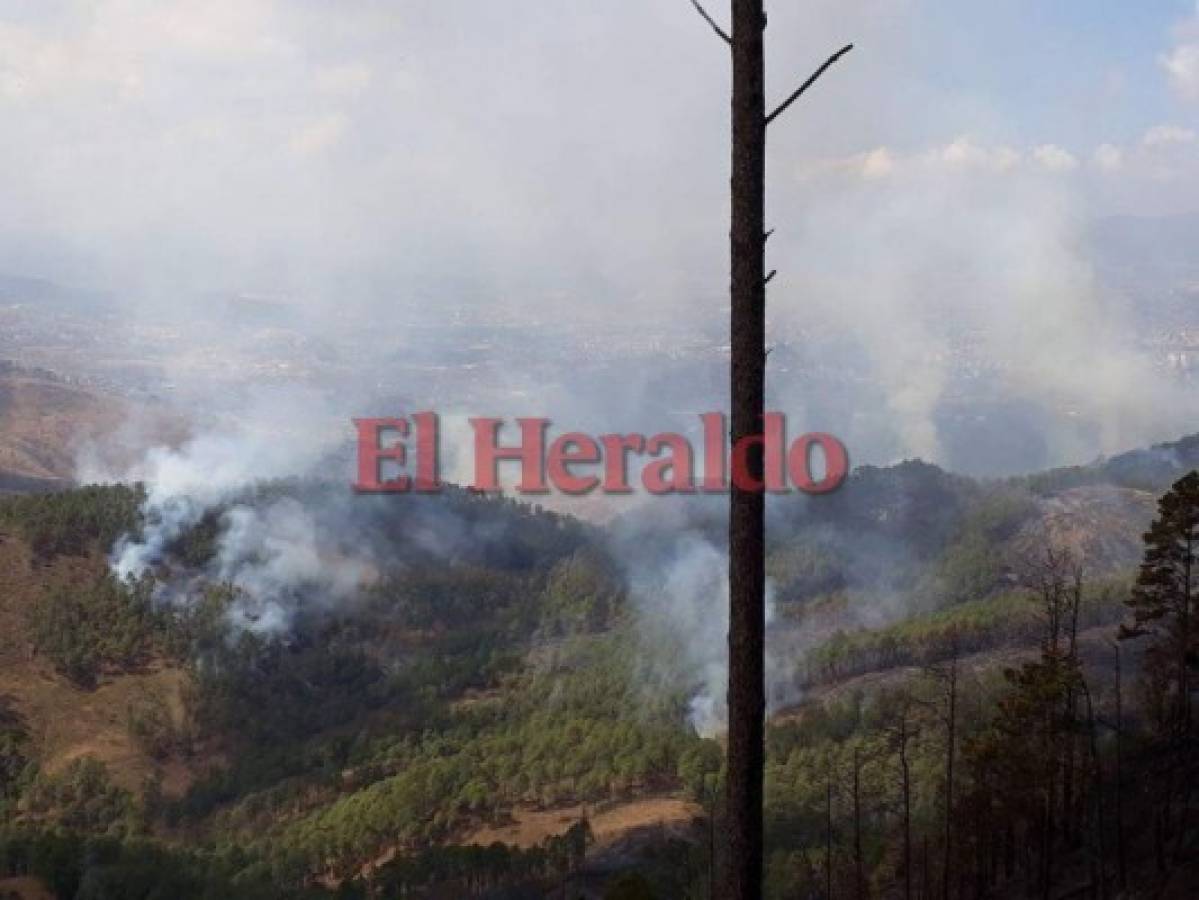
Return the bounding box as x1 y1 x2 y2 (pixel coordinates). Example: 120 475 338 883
853 746 865 900
708 778 718 899
1113 643 1127 891
1082 679 1107 900
726 1 767 898
1174 528 1193 861
827 768 835 900
900 718 913 900
922 836 930 900
943 653 958 900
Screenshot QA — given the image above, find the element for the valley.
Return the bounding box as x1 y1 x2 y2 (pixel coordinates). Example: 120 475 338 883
0 411 1194 897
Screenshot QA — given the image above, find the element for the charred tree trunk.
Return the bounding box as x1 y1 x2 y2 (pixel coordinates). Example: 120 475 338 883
1042 740 1056 900
1082 679 1107 900
827 768 835 900
943 654 958 900
1062 566 1082 846
922 836 930 900
726 2 768 897
1113 643 1127 891
707 778 719 899
853 746 865 900
688 5 850 897
901 721 914 900
1174 530 1193 861
1182 530 1193 739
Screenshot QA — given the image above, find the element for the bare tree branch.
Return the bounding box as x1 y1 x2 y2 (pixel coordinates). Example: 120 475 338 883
766 43 854 126
764 269 777 285
764 228 775 243
688 0 731 45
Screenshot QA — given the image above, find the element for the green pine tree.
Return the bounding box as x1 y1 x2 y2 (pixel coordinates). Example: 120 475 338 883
1122 471 1199 741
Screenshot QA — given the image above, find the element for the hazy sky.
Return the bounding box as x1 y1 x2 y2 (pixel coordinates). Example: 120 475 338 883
0 0 1195 307
3 2 1199 475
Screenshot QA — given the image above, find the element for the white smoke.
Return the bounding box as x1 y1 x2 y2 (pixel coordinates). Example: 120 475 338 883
214 497 372 633
626 530 787 737
89 387 365 632
769 138 1199 472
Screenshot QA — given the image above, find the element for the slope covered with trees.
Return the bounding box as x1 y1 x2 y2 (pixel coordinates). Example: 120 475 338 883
0 444 1192 898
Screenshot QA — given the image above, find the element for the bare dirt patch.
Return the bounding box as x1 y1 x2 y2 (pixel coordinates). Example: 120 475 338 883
0 876 55 900
464 796 702 850
0 534 200 797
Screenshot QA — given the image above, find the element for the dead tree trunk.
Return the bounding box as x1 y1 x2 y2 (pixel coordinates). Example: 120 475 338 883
1081 678 1107 900
922 835 930 900
942 651 958 900
726 4 768 897
900 718 914 900
853 746 865 900
688 6 851 898
827 767 835 900
1112 643 1127 891
886 694 917 900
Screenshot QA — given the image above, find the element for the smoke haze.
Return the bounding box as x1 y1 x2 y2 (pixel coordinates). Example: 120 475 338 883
4 1 1199 728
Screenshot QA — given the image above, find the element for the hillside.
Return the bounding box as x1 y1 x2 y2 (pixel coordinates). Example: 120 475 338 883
0 532 197 797
0 434 1192 897
0 481 712 898
0 364 155 491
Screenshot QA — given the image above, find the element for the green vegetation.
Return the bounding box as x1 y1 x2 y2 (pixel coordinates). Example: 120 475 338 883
0 828 328 900
27 574 161 687
0 704 32 815
0 485 143 562
0 461 1193 898
206 633 706 872
23 759 136 837
799 577 1130 686
371 824 590 898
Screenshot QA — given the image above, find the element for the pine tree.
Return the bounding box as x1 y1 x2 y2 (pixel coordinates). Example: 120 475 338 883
686 5 851 897
1122 471 1198 741
1121 470 1199 862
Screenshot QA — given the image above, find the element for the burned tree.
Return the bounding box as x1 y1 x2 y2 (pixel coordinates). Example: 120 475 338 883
1121 470 1199 865
883 690 920 900
687 4 852 897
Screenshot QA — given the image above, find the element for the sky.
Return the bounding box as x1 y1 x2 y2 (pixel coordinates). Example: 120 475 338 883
0 0 1195 306
2 1 1199 475
8 1 1196 711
